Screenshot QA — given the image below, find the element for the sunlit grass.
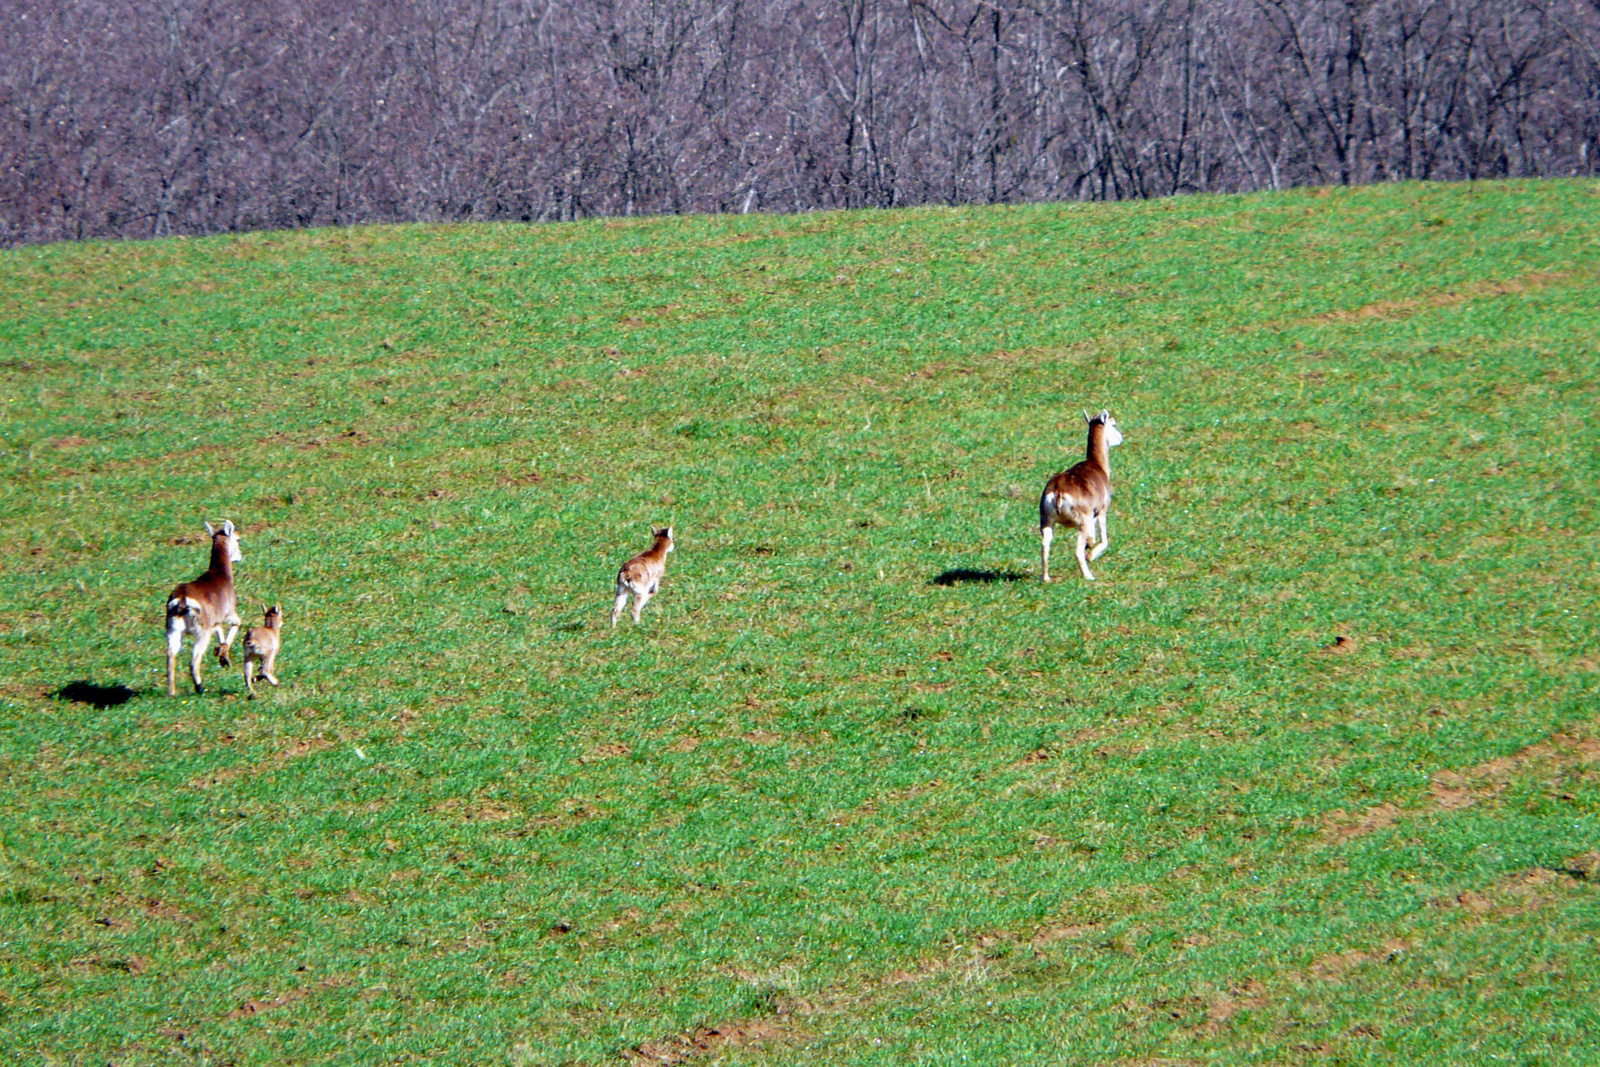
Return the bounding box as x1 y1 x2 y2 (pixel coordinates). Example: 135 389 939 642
1 180 1598 1064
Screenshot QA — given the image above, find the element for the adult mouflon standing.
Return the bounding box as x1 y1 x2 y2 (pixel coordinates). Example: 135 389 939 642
1039 410 1124 582
164 520 243 694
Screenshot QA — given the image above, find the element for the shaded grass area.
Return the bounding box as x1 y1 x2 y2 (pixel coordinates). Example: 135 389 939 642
1 180 1598 1064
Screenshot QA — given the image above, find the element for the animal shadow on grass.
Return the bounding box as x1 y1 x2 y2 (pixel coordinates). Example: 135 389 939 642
55 680 138 708
931 568 1030 587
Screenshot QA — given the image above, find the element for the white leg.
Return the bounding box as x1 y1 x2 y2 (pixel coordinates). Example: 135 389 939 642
263 649 279 686
1040 525 1054 583
1089 510 1110 561
244 656 258 697
611 590 629 628
165 618 185 696
632 588 652 624
1075 527 1096 581
190 628 214 692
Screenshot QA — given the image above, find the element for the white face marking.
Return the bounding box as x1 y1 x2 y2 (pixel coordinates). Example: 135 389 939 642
1104 420 1124 447
227 534 242 563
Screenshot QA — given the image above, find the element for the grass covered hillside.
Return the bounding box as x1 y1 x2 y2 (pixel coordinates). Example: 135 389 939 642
1 180 1598 1065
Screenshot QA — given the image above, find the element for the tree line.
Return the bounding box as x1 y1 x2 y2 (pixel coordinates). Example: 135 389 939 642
4 0 1598 246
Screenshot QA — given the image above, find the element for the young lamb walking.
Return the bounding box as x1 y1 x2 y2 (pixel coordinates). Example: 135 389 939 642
241 604 284 698
1039 410 1124 582
164 520 243 695
611 527 674 627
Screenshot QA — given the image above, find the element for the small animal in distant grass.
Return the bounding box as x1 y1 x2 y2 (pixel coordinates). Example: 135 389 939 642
164 520 243 695
241 604 284 698
611 527 674 627
1039 410 1124 582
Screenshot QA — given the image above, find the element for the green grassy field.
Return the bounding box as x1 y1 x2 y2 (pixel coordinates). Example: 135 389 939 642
1 179 1598 1065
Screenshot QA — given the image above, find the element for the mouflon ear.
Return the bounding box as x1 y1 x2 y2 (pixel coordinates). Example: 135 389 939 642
1082 409 1091 424
205 520 216 536
1100 409 1111 421
223 519 235 536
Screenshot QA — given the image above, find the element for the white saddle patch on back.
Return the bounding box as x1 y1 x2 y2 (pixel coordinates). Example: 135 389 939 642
166 598 205 648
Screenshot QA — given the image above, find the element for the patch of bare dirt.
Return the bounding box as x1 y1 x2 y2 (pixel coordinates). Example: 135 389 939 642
431 797 519 822
1300 270 1574 325
1118 994 1207 1029
1426 730 1600 811
625 1017 795 1065
578 742 631 763
1031 922 1102 946
188 736 333 789
223 975 351 1020
497 470 543 488
68 953 150 974
1303 940 1409 986
1318 633 1359 656
1560 851 1600 880
134 897 197 923
880 956 950 986
1321 802 1399 844
1427 772 1476 810
828 800 876 826
1431 868 1580 919
1197 978 1268 1032
524 798 603 830
884 779 943 802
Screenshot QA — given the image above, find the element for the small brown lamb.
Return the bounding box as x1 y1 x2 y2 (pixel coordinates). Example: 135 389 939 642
240 604 284 698
611 527 674 627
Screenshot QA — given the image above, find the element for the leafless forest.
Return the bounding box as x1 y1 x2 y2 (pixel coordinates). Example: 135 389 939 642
4 0 1598 246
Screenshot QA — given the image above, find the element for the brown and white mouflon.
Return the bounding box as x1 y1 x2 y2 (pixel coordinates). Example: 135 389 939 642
1039 410 1124 582
164 520 243 695
611 527 674 627
241 604 283 698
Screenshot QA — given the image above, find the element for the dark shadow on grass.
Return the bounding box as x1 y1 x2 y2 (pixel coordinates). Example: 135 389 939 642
931 568 1030 587
551 621 586 633
55 680 138 708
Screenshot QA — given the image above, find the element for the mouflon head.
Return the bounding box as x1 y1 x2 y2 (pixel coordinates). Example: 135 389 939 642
1083 409 1124 447
205 519 243 563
